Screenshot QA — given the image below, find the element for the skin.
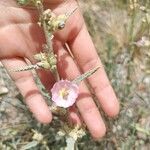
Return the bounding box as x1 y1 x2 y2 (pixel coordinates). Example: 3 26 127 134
0 0 119 139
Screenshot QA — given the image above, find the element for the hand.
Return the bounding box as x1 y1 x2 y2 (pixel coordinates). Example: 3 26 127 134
0 0 119 139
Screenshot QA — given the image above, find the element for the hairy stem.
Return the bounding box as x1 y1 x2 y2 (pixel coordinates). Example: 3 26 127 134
36 1 60 81
36 1 52 51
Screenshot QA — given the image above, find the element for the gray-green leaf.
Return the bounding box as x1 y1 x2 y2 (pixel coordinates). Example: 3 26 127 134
20 141 39 150
65 137 76 150
17 0 30 5
72 66 100 84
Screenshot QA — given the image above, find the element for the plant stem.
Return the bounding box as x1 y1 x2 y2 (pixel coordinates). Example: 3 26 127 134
36 1 60 81
36 1 52 51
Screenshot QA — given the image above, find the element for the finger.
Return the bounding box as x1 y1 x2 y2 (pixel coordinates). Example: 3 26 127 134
54 41 106 139
1 57 52 123
0 23 44 59
0 4 38 28
68 24 120 117
68 106 82 126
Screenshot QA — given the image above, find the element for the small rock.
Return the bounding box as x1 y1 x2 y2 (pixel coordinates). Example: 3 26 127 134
112 125 117 133
116 125 122 131
0 87 9 95
126 109 133 118
0 79 9 95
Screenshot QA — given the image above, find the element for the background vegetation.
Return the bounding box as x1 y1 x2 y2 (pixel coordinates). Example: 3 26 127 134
0 0 150 149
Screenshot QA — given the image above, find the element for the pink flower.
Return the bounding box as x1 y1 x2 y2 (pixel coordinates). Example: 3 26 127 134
51 80 79 108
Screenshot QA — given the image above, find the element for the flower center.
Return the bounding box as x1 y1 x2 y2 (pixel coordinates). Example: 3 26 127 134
59 88 69 100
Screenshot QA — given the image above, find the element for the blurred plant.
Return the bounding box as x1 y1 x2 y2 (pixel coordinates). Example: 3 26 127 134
80 1 150 149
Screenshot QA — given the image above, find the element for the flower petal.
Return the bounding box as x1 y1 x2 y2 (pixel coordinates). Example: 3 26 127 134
51 80 79 108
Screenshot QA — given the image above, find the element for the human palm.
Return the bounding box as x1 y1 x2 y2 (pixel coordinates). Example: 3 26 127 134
0 0 119 139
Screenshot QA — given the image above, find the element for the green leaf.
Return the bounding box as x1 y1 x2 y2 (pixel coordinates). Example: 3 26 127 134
131 123 150 136
17 0 30 5
72 66 100 84
17 0 36 6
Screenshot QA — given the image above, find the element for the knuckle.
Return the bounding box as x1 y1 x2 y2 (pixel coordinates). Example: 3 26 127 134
14 72 33 85
80 101 97 115
83 57 100 71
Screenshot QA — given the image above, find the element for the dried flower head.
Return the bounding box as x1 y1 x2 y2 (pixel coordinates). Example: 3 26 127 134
51 80 79 108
